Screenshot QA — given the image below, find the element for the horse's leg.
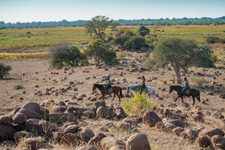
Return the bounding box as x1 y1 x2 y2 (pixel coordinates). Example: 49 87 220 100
192 96 195 106
181 94 184 103
112 92 116 101
117 92 121 103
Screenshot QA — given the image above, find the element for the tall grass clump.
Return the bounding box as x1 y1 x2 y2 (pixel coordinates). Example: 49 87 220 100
121 92 157 117
190 76 206 87
117 52 127 58
13 84 24 90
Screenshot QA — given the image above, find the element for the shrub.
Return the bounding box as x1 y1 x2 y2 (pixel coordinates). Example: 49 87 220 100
50 44 87 68
113 36 130 49
206 36 220 44
124 36 148 52
117 52 127 58
144 58 156 69
220 38 225 43
210 54 218 63
121 92 157 117
0 63 11 79
190 76 206 87
102 49 117 65
14 84 24 89
137 25 150 37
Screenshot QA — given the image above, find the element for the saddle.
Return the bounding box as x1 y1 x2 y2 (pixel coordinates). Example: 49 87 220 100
106 87 113 93
184 89 190 95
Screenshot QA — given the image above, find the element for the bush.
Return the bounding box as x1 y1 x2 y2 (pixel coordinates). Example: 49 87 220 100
117 52 127 58
124 36 149 51
190 76 206 87
137 25 150 37
220 38 225 43
113 36 130 49
210 54 218 63
0 63 11 79
14 84 24 89
50 44 87 68
144 58 156 69
121 92 157 117
206 36 220 44
102 50 117 65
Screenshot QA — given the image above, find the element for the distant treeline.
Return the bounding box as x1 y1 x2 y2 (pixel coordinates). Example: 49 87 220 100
1 16 225 29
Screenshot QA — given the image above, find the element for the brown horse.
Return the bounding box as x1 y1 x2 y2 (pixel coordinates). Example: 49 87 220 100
92 84 123 102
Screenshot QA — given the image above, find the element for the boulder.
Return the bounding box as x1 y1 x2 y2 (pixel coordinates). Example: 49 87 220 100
142 111 161 127
64 125 79 134
88 132 106 146
49 113 77 124
199 127 224 137
114 106 127 119
195 136 210 148
116 122 131 131
211 135 225 150
163 109 172 117
60 133 80 146
52 131 63 143
0 116 13 126
172 127 185 136
52 106 67 113
66 106 88 118
0 124 17 141
126 133 151 150
109 145 126 150
26 119 57 136
19 109 41 120
24 138 43 150
91 100 106 112
83 110 96 118
13 113 27 124
77 145 97 150
21 102 41 114
40 108 49 121
79 128 95 142
183 129 198 143
101 137 125 150
163 119 184 128
96 106 115 119
123 117 141 126
13 131 33 142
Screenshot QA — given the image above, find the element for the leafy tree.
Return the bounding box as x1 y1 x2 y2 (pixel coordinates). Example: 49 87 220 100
110 21 120 30
85 16 111 43
85 39 116 66
0 63 11 79
153 38 213 84
113 36 130 49
124 36 149 51
50 44 86 68
137 25 150 37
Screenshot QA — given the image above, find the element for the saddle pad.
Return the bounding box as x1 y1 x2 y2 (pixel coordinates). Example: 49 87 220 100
107 88 113 93
185 89 190 94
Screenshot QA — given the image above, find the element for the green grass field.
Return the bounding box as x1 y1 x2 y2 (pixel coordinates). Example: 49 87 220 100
0 25 225 53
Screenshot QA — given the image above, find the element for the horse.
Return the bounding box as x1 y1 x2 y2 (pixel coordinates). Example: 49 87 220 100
169 85 200 106
92 84 123 102
126 84 156 101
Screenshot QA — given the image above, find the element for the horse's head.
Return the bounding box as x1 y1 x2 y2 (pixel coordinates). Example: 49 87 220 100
92 84 97 92
169 86 173 94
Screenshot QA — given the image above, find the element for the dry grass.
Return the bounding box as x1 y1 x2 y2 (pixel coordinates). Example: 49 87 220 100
0 52 49 60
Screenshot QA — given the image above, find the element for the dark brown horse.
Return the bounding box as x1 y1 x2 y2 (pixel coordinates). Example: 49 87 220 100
92 84 123 102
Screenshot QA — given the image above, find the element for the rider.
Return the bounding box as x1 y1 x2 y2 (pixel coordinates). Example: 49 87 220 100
182 77 190 95
140 76 146 94
105 75 111 93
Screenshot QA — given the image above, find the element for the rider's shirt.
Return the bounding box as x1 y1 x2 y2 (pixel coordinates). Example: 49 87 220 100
107 79 111 85
185 80 189 88
142 78 145 85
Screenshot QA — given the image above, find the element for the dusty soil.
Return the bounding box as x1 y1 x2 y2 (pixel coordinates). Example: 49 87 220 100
0 59 225 150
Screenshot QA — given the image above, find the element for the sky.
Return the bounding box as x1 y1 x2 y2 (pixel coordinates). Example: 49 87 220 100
0 0 225 23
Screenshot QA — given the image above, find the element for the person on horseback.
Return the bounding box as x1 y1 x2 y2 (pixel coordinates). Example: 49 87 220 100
140 76 146 94
105 75 111 93
182 77 190 95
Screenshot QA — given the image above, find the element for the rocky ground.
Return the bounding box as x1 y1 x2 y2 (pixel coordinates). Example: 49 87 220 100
0 57 225 150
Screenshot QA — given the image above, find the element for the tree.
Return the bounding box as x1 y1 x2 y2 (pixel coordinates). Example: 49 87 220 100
137 25 150 37
124 36 149 51
85 16 111 43
113 36 130 49
110 21 120 30
50 44 86 68
85 39 116 66
153 38 213 84
0 63 11 79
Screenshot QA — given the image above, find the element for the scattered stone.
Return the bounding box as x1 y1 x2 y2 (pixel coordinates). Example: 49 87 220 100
195 136 210 148
96 106 115 119
116 122 131 131
19 109 41 120
24 138 43 150
101 137 125 150
211 135 225 150
13 131 33 142
0 116 13 126
126 133 151 150
83 110 96 118
79 128 95 142
142 111 161 127
64 125 79 134
52 106 67 113
77 145 97 150
0 124 17 141
88 133 106 146
13 113 27 124
50 113 77 124
60 133 80 146
172 127 185 136
193 112 204 123
199 127 224 137
21 102 41 114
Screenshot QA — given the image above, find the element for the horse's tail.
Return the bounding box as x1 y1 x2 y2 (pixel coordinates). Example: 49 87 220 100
120 87 124 98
